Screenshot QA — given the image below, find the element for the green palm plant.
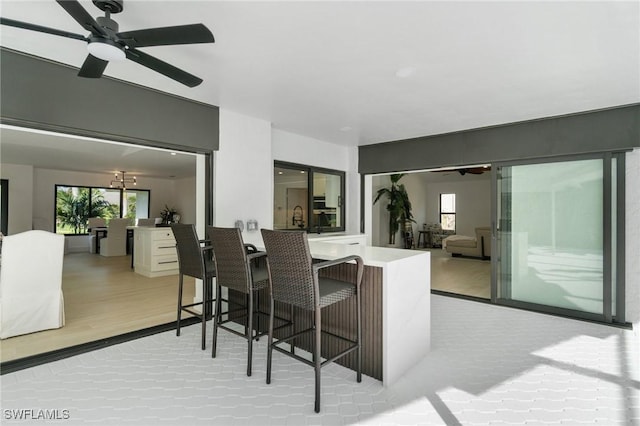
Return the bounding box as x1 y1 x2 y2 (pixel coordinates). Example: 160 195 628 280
83 189 115 220
373 174 414 245
56 188 87 234
56 188 113 233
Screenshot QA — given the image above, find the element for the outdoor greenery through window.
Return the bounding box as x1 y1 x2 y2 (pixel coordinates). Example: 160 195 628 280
55 185 150 234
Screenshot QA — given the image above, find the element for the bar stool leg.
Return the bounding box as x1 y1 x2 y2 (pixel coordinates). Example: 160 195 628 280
176 274 184 336
201 278 207 350
356 290 362 382
266 298 275 384
314 307 321 413
212 283 222 358
247 290 254 377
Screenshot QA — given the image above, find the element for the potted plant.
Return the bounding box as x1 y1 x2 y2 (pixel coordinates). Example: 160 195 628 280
373 174 414 246
160 205 178 224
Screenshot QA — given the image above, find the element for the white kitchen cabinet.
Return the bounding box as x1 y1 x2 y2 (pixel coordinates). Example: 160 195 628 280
133 227 179 277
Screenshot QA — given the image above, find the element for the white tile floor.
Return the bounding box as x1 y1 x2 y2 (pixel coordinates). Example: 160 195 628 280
1 295 639 425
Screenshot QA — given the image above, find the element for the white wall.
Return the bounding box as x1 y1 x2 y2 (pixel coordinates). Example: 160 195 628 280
402 173 430 236
174 176 196 225
423 176 491 237
1 163 34 234
272 128 352 171
370 175 386 246
625 148 640 325
215 109 273 245
214 113 361 246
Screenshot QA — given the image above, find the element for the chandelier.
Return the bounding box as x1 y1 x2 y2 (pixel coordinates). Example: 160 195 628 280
110 171 137 189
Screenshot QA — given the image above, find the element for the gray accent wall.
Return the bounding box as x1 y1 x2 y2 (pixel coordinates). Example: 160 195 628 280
359 104 640 174
1 48 219 152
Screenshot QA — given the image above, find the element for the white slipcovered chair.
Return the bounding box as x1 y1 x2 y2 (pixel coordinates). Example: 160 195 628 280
99 218 130 257
87 217 107 253
0 230 66 339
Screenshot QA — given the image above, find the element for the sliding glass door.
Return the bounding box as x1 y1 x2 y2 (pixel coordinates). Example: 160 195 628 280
495 155 624 322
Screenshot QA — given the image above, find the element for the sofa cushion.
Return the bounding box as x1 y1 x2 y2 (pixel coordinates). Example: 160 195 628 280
445 235 477 248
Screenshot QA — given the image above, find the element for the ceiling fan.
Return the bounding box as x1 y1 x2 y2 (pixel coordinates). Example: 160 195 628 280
432 166 491 175
456 166 490 175
0 0 215 87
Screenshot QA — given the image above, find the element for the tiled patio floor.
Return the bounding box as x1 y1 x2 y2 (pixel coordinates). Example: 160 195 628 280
1 295 638 425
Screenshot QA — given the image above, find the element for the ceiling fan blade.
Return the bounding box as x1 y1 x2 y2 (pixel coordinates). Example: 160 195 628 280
117 23 214 48
56 0 107 36
125 48 203 87
77 54 108 78
0 17 87 41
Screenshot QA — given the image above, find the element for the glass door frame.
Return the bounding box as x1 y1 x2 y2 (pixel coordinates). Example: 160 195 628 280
490 152 627 324
1 179 8 235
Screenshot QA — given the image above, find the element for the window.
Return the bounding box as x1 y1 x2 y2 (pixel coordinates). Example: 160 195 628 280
55 185 150 234
273 162 345 233
440 193 456 231
123 190 150 223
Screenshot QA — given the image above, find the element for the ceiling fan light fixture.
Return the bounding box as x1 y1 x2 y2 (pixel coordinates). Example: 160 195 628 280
1 0 214 86
87 39 125 61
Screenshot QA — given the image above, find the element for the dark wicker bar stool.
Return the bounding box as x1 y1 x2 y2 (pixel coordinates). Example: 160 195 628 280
261 229 363 413
171 224 216 350
207 226 270 376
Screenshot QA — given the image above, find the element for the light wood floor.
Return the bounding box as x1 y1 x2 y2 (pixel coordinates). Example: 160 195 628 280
0 253 195 363
428 248 491 299
0 248 488 363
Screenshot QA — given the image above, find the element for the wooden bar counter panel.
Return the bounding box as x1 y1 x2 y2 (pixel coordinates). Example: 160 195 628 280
258 262 383 380
317 262 383 380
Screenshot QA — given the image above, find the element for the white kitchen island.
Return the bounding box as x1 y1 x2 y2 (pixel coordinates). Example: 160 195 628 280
277 234 431 386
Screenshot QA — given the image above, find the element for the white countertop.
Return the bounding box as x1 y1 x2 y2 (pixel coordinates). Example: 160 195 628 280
306 232 351 240
255 233 428 268
308 240 428 268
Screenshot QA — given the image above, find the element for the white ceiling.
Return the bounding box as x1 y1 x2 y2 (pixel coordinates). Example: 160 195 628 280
0 125 197 178
1 1 638 176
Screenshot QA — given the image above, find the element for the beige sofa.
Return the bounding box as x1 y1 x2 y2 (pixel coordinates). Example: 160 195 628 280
443 227 491 259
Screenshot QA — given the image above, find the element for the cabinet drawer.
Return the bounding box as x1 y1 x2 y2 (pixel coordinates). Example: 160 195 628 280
153 254 179 271
152 244 176 257
151 230 176 242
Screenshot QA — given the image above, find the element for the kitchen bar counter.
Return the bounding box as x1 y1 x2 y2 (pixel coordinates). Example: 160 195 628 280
308 238 430 386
